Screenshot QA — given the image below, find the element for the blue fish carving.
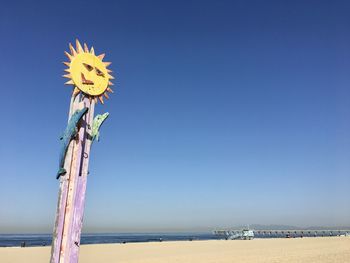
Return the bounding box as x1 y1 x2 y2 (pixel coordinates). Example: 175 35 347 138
56 107 89 179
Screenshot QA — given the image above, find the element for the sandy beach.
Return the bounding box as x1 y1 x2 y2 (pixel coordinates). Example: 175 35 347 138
1 237 349 263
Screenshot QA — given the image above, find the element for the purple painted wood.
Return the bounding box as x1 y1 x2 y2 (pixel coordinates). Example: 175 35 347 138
60 98 94 262
51 96 96 263
69 99 95 262
50 95 82 263
50 95 96 263
50 178 69 263
61 117 85 262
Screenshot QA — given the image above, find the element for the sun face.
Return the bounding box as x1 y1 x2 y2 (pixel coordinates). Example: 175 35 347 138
63 39 114 104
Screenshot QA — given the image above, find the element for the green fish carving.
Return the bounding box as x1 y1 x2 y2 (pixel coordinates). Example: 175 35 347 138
92 112 109 142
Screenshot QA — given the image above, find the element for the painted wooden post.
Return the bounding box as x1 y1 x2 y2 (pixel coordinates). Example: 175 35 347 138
50 96 94 263
50 94 82 263
50 39 114 263
64 98 95 262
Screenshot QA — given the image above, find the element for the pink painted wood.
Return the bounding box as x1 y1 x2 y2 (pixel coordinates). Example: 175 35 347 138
50 95 95 263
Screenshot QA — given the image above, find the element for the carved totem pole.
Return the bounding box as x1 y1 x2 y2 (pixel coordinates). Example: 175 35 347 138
50 39 114 263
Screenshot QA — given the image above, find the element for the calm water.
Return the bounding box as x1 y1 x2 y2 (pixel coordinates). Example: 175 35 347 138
0 233 217 247
0 231 344 247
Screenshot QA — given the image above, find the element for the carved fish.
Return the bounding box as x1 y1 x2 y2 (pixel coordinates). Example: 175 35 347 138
56 107 89 179
91 112 109 142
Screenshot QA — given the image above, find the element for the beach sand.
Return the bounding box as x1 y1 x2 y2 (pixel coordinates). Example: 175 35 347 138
1 237 349 263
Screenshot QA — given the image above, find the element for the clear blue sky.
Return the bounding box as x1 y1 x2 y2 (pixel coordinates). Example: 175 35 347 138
0 0 349 233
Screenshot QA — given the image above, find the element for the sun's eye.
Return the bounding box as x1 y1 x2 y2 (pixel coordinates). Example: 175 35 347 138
95 67 105 77
83 63 94 72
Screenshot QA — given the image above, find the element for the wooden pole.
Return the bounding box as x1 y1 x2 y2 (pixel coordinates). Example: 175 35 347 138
65 98 95 262
50 95 95 263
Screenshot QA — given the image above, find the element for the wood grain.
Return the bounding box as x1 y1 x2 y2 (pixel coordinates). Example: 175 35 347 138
50 94 95 263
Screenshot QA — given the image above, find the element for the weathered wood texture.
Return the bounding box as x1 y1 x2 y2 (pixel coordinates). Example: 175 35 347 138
50 94 81 263
50 95 95 263
66 98 95 263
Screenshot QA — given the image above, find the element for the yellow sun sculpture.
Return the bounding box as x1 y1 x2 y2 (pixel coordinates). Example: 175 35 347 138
63 39 114 104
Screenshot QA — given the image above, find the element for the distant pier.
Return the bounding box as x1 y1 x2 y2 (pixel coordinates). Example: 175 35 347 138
213 229 350 239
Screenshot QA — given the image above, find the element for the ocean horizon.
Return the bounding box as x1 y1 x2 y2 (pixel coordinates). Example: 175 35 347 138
1 230 347 247
0 233 216 247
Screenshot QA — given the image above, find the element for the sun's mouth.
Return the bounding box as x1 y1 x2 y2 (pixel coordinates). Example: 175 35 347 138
81 73 94 85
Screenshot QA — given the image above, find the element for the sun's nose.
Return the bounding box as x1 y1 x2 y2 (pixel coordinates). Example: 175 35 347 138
81 72 94 85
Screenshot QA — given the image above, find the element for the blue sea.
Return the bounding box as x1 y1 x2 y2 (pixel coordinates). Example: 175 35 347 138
0 231 344 247
0 233 217 247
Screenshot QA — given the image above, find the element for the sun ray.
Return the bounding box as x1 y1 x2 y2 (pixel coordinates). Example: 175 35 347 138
75 39 83 53
63 74 71 79
64 51 73 61
65 80 74 85
104 92 109 99
107 87 114 93
107 69 113 73
73 87 80 97
90 47 95 55
94 97 98 103
104 62 112 67
98 53 105 60
84 43 89 53
64 68 71 73
108 81 114 86
69 43 77 56
98 96 104 104
109 75 115 79
63 61 70 67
